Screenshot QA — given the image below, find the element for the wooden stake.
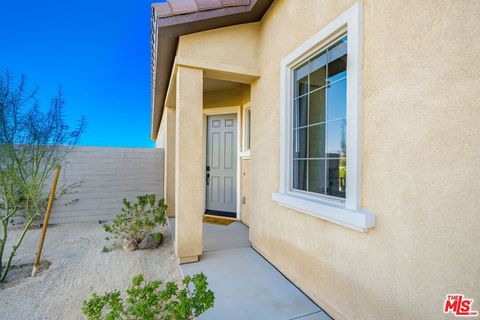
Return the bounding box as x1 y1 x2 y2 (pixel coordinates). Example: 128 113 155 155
32 165 61 277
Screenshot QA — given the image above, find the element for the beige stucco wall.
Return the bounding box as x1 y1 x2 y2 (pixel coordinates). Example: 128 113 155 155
240 158 251 226
177 22 260 71
158 107 176 217
155 117 166 149
170 0 480 318
174 66 204 263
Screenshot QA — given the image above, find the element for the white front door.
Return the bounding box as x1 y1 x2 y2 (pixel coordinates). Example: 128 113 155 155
206 114 237 216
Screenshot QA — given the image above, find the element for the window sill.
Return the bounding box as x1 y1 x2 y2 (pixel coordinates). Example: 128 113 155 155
272 192 375 232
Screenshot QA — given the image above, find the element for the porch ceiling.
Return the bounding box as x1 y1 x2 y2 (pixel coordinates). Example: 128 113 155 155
163 56 259 113
150 0 274 140
204 78 245 92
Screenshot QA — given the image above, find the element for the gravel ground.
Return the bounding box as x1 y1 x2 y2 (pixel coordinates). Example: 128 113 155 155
0 222 181 320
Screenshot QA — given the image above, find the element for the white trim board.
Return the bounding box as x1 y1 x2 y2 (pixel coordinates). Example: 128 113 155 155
240 102 252 158
203 106 242 219
273 2 375 232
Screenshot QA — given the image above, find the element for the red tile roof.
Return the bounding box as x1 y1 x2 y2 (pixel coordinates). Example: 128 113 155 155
155 0 252 18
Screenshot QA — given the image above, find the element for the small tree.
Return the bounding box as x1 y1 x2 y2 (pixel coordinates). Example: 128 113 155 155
0 70 85 282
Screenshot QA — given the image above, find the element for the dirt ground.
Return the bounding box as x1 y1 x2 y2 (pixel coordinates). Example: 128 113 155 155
0 223 181 320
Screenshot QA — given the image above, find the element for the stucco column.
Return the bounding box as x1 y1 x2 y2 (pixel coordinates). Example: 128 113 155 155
175 66 203 264
164 107 176 217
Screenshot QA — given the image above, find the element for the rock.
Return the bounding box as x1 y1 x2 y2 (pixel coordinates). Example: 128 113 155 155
122 238 138 251
139 233 163 250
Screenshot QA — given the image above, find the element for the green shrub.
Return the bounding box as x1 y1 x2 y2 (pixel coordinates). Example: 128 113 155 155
103 194 167 243
82 273 214 320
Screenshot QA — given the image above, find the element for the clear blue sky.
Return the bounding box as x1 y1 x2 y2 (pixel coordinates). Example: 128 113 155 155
0 1 161 147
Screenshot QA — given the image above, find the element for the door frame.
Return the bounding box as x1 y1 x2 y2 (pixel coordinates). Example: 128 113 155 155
203 106 241 219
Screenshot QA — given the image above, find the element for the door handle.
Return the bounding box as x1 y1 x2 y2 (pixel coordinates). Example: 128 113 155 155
206 173 210 186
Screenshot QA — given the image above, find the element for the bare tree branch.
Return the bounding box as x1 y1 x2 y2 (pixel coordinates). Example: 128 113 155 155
0 70 86 281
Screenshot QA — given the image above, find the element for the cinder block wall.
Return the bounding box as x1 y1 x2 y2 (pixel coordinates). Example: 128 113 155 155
50 146 164 224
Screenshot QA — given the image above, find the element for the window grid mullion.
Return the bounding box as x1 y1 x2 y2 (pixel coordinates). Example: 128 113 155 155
294 116 347 130
293 75 346 101
306 71 310 192
324 50 329 195
293 157 340 160
292 73 296 191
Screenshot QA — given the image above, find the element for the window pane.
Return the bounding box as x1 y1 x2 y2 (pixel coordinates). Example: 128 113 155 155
327 158 346 198
326 119 346 158
293 128 307 159
309 52 327 91
308 123 325 158
327 38 347 83
293 160 307 191
293 96 308 128
308 160 326 194
309 87 326 124
327 79 346 121
290 35 348 201
294 63 309 97
245 108 251 150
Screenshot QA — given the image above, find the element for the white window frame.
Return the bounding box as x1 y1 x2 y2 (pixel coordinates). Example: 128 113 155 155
240 103 252 158
272 3 375 232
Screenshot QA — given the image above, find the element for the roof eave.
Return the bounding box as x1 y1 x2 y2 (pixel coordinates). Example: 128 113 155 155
150 0 274 140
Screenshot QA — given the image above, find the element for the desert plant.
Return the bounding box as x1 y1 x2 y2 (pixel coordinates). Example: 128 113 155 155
82 273 215 320
103 194 167 244
0 70 85 282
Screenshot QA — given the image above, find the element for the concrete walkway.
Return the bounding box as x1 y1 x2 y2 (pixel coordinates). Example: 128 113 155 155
169 218 332 320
